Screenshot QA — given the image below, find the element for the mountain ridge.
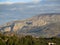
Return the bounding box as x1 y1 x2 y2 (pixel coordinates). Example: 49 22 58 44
0 13 60 38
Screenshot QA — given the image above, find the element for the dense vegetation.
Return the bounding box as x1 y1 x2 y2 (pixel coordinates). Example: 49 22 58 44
0 33 60 45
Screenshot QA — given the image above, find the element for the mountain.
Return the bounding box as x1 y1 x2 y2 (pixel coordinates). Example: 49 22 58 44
0 13 60 38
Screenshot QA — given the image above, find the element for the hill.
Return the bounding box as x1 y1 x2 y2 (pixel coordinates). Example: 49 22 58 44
0 13 60 38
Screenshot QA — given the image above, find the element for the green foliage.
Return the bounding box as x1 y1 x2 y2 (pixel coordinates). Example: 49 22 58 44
0 33 60 45
0 39 6 45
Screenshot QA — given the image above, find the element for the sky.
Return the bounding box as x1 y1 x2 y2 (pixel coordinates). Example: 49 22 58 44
0 0 40 3
0 0 31 2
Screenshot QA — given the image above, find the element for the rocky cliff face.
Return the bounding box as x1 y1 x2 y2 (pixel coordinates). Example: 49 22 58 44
0 13 60 38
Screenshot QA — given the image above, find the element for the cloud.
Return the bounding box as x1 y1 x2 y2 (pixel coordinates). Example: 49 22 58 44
44 0 60 1
0 2 15 4
27 5 36 8
9 7 17 11
19 8 24 10
0 0 27 4
32 0 41 3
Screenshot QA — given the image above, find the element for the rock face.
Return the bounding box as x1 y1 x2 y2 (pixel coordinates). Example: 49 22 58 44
0 13 60 38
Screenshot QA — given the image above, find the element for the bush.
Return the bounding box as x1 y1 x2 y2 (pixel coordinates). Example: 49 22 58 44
0 33 60 45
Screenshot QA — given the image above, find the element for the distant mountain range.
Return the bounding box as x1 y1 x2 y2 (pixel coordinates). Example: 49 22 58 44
0 13 60 38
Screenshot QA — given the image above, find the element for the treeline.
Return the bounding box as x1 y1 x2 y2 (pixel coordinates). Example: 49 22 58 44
0 33 60 45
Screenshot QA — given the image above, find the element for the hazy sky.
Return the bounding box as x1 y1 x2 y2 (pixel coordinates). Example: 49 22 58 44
0 0 41 3
0 0 31 2
0 0 60 4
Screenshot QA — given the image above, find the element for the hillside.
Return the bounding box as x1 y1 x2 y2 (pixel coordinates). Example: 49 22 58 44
0 13 60 38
